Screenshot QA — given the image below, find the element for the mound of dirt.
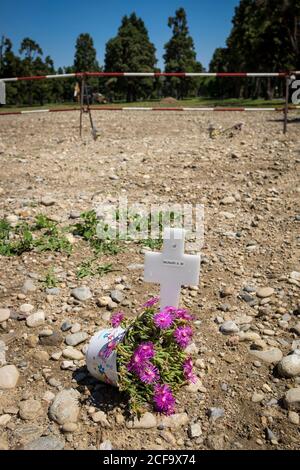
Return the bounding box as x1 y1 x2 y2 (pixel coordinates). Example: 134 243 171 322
160 96 178 104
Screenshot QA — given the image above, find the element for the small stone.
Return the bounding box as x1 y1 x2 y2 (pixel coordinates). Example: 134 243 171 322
26 335 39 348
19 399 42 421
26 310 45 327
62 347 84 360
20 303 34 314
61 321 72 332
22 279 37 294
188 422 202 438
252 392 264 403
0 308 10 323
0 414 11 426
110 290 125 304
40 331 63 346
291 323 300 336
92 411 111 427
49 389 80 424
41 196 56 206
51 351 62 361
220 196 235 205
61 360 75 370
65 331 88 346
277 354 300 378
71 287 92 302
207 407 225 422
127 412 157 429
220 286 235 297
0 341 6 366
256 287 274 298
42 391 55 403
99 440 113 450
283 387 300 410
45 287 60 295
250 348 283 364
265 427 278 444
71 323 81 333
185 378 207 393
159 413 189 429
238 331 261 342
24 436 65 450
97 296 111 307
220 320 239 335
0 365 20 389
33 350 49 361
62 422 78 433
288 411 299 425
290 272 300 281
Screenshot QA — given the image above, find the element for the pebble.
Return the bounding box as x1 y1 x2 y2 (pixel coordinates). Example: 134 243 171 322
127 412 157 429
92 411 111 427
249 348 283 364
42 391 55 403
24 436 64 450
159 413 189 429
188 422 202 438
45 287 60 295
99 440 113 450
97 296 111 307
220 196 235 205
49 389 80 424
62 347 84 360
283 387 300 410
41 196 56 206
110 290 125 304
71 323 81 333
61 422 78 433
0 341 6 366
40 331 63 346
0 414 11 426
20 303 34 314
290 271 300 281
207 407 225 422
26 310 45 328
22 279 37 294
0 308 10 323
291 323 300 336
65 331 88 346
19 399 42 421
220 320 239 335
71 287 92 302
252 392 264 403
256 287 274 298
61 321 72 332
277 354 300 377
220 286 235 297
288 411 299 425
0 365 20 389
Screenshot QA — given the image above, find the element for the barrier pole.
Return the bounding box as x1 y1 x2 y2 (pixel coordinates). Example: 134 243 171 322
79 76 85 137
283 76 289 134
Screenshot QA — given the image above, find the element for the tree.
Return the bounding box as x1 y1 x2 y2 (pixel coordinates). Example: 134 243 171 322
163 8 203 99
104 13 157 101
74 33 99 72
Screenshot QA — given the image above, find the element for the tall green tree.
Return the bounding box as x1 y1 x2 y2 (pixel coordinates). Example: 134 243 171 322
73 33 99 72
104 13 157 101
163 7 203 99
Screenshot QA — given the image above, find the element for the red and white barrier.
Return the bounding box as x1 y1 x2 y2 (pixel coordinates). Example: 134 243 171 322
1 71 300 82
1 106 299 117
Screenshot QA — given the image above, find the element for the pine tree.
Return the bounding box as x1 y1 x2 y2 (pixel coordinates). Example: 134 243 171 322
163 8 203 99
74 33 99 72
104 13 157 102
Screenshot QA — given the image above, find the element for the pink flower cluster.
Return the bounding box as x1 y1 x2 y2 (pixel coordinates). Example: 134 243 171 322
153 384 175 415
111 311 125 328
153 306 194 349
183 357 197 384
127 342 159 384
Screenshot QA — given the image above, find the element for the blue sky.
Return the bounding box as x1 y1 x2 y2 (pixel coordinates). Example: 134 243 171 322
1 0 240 70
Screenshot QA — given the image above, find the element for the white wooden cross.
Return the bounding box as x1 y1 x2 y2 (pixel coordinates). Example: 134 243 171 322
144 227 201 309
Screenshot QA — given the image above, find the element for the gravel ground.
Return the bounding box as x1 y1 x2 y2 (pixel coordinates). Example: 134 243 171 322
0 110 299 450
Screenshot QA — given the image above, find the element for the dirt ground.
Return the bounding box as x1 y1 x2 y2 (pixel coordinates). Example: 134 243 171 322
0 110 299 450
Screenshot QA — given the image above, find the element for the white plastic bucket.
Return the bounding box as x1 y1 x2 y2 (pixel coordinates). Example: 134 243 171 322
86 327 125 386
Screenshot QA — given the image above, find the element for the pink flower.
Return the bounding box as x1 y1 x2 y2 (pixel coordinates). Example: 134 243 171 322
111 312 124 328
175 309 194 322
139 363 160 384
154 309 174 329
183 357 197 383
173 325 193 349
143 297 159 308
153 383 175 415
135 342 155 361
